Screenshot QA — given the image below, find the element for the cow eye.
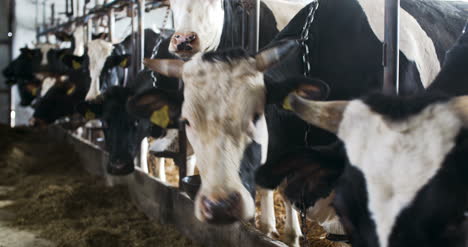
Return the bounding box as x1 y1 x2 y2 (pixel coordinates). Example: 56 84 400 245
183 119 190 127
253 113 260 124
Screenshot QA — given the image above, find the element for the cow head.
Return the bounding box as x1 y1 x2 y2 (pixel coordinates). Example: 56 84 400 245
3 47 42 84
137 40 303 224
78 86 162 175
278 90 468 247
17 79 42 106
31 55 89 126
168 0 224 59
99 54 132 92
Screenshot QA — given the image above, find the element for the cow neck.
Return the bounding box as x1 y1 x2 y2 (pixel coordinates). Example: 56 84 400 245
218 0 244 50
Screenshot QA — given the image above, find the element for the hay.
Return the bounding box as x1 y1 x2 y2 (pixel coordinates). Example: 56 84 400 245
0 124 199 247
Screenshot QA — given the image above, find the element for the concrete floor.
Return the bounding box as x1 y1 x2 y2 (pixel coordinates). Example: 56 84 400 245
0 186 55 247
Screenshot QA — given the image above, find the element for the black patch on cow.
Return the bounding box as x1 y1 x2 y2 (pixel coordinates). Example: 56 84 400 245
401 0 466 63
428 27 468 97
202 48 252 64
362 92 450 121
239 141 262 199
256 142 345 209
333 163 379 247
386 129 468 247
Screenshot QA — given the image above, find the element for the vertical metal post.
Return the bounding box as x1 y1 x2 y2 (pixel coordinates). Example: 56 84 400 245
383 0 400 95
87 18 92 43
129 2 137 77
50 3 55 25
35 0 39 43
248 0 260 53
137 0 145 71
108 7 115 43
178 120 187 187
42 0 48 43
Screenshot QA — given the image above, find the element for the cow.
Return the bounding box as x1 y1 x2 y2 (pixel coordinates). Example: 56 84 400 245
132 0 465 245
268 24 468 247
167 0 308 59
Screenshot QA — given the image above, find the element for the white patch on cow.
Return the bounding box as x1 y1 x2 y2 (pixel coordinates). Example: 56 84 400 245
86 40 114 101
37 43 58 66
181 53 268 222
40 77 57 97
170 0 225 52
337 100 462 247
73 26 85 56
262 0 307 31
306 192 346 235
149 129 179 152
356 0 440 88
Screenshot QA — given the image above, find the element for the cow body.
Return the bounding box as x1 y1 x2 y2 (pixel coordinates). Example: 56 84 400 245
260 24 468 247
168 0 307 58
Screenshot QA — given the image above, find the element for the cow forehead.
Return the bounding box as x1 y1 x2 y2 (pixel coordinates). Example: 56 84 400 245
338 100 463 247
182 54 265 134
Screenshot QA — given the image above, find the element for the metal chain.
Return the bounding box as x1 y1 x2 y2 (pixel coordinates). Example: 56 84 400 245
298 2 320 246
300 1 319 147
300 0 319 78
151 7 171 87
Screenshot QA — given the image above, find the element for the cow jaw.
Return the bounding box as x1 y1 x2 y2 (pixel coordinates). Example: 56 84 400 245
182 54 268 223
169 0 224 58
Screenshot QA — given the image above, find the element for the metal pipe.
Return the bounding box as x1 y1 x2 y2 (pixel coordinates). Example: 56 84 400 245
248 0 260 53
108 7 115 43
51 3 55 25
35 0 40 43
383 0 400 95
129 2 137 77
137 0 145 71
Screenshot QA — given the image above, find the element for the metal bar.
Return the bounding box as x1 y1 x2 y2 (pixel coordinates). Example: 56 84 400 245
36 0 132 37
50 3 55 25
383 0 400 95
108 7 115 42
177 119 187 187
248 0 260 53
129 2 137 77
137 0 145 71
8 0 15 126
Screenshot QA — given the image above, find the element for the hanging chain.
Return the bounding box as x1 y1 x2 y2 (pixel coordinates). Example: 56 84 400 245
300 0 319 78
151 7 171 87
299 1 319 148
298 2 320 246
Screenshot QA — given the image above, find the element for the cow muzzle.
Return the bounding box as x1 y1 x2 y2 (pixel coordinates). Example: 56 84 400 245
171 32 200 58
107 159 134 176
199 192 242 224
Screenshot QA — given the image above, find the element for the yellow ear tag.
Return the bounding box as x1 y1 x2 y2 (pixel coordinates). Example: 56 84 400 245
282 95 293 111
119 58 128 68
150 105 170 128
72 60 81 70
66 85 76 95
31 87 38 96
85 110 96 121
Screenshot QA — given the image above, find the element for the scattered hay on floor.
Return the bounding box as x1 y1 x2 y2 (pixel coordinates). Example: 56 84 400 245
0 124 199 247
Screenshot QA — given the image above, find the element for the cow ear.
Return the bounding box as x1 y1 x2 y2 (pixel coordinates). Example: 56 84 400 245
76 100 103 120
25 83 40 97
255 144 345 209
108 55 132 68
127 88 181 128
63 55 84 70
265 77 330 106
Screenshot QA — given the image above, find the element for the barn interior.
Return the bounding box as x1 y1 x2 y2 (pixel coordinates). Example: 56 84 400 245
0 0 467 247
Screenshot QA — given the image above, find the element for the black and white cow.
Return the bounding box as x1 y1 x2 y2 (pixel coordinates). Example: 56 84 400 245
134 0 465 245
167 0 308 59
270 25 468 247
